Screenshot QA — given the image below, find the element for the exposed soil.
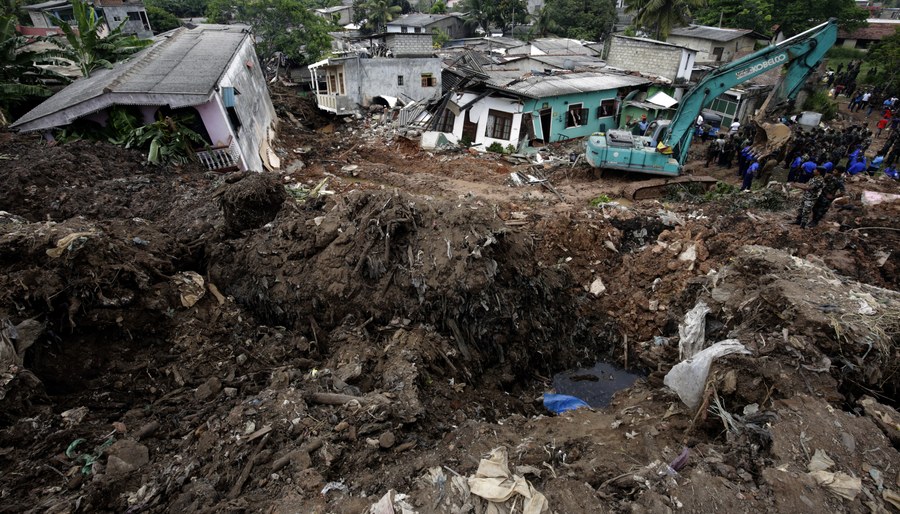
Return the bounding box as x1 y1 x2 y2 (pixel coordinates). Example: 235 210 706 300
0 89 899 514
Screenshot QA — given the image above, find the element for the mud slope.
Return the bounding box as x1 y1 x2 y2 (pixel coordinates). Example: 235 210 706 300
0 96 898 513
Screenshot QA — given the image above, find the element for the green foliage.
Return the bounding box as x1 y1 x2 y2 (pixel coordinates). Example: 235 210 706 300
589 194 612 206
206 0 331 64
694 0 773 36
144 0 208 17
1 15 70 124
802 89 838 121
506 144 516 153
429 0 446 13
431 27 449 48
145 6 181 34
360 0 401 32
663 180 789 211
826 46 865 60
50 0 150 78
625 0 703 40
865 27 900 89
527 5 557 39
58 106 206 165
623 26 636 37
773 0 867 38
129 115 206 165
487 142 505 153
542 0 615 41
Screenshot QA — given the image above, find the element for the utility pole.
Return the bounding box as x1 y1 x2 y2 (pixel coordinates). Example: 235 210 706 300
718 10 723 28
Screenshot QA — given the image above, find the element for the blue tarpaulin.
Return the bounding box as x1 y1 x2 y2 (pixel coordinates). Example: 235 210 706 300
543 393 590 415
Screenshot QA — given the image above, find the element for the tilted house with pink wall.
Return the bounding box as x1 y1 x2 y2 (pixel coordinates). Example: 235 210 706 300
12 24 278 172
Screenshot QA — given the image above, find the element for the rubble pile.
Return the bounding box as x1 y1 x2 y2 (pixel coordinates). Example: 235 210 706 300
0 97 899 513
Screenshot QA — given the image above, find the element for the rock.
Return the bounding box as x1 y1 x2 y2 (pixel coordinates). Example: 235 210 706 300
105 440 149 477
589 278 606 296
195 377 222 402
379 431 396 449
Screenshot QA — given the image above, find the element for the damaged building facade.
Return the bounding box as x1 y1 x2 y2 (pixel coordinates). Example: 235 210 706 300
12 24 278 172
435 69 650 149
309 33 442 114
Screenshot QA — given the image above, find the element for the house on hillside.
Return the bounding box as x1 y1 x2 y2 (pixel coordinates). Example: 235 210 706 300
666 25 762 64
433 69 650 149
386 13 468 39
314 5 354 26
24 0 153 38
605 35 696 83
837 19 900 50
309 32 442 114
12 24 278 172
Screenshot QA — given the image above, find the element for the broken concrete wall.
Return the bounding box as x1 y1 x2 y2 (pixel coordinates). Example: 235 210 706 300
355 57 442 107
606 36 692 82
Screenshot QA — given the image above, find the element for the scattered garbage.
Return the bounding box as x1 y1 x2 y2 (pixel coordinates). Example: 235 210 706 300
664 339 750 410
467 447 549 514
677 301 711 360
809 470 862 501
174 271 206 308
321 480 349 496
861 190 900 206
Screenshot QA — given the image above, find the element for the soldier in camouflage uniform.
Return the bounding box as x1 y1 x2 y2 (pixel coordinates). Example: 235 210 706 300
810 166 847 227
793 167 826 228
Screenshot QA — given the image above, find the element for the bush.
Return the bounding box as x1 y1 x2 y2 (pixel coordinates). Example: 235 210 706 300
826 47 866 60
589 194 612 206
487 142 505 153
802 89 838 121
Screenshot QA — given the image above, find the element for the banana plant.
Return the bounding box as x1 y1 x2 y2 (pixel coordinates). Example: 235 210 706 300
50 0 149 78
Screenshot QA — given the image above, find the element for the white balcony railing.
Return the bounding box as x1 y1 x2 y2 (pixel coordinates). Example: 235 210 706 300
315 93 354 114
195 139 241 171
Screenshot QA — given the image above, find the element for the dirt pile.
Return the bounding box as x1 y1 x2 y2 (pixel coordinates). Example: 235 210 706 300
0 92 899 513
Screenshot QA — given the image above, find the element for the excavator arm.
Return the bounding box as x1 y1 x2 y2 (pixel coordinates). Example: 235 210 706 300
665 19 839 164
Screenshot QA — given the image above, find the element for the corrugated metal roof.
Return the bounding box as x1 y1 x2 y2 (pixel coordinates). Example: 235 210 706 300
497 71 650 99
22 0 68 10
386 13 460 27
528 55 606 70
668 25 753 42
13 24 249 131
612 34 691 50
507 38 595 56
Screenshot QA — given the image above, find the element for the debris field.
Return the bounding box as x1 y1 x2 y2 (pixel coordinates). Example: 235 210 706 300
0 95 899 513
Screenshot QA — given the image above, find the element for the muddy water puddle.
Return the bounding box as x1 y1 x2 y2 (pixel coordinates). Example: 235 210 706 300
552 362 643 408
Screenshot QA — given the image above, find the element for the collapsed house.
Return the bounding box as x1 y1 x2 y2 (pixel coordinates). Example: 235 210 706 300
23 0 153 38
309 33 442 114
11 24 279 172
434 64 650 149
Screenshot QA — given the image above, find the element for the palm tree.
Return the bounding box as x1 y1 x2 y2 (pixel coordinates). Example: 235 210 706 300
625 0 703 40
51 0 149 78
460 0 495 35
362 0 402 33
528 5 558 39
0 16 70 124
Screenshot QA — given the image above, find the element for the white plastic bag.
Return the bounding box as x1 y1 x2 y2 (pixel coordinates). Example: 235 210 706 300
664 339 749 410
678 301 711 360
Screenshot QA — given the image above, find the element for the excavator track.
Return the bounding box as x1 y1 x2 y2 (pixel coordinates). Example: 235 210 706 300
622 175 719 200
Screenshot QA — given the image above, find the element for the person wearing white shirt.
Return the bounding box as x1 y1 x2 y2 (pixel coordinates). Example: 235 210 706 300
730 121 740 133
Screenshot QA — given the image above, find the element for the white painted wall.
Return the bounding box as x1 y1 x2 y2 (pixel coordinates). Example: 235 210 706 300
447 94 523 149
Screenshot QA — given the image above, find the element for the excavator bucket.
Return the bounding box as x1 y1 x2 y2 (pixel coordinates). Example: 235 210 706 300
751 122 792 160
